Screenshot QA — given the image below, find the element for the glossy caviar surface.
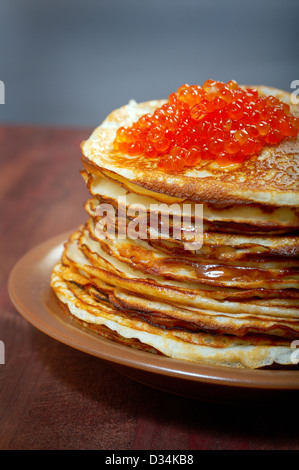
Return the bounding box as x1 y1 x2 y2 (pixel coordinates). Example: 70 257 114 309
113 80 299 171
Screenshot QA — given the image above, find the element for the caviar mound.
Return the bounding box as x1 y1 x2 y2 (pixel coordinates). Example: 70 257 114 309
113 80 299 171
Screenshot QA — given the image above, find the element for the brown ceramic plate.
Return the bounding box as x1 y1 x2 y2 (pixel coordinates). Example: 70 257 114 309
8 232 299 404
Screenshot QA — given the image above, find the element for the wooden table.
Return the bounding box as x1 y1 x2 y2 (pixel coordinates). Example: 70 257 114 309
1 125 298 450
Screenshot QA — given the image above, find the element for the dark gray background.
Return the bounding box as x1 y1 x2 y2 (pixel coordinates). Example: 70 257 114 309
0 0 298 127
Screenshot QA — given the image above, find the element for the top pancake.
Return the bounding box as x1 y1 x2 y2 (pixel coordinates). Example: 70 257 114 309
81 86 299 207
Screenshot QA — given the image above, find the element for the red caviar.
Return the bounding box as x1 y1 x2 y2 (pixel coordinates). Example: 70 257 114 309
113 80 299 171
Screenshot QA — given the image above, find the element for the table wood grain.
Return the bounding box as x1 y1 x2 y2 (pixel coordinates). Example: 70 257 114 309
1 124 298 450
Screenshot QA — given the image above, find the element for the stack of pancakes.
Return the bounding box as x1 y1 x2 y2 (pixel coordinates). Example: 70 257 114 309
51 86 299 369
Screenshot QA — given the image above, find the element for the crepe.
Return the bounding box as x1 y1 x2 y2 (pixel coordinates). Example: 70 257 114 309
51 84 299 368
81 86 299 207
51 261 295 369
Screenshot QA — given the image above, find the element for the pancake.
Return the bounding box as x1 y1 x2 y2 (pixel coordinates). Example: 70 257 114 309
61 230 299 322
51 261 295 369
81 86 299 208
81 168 299 233
51 82 299 368
83 217 299 290
84 194 299 262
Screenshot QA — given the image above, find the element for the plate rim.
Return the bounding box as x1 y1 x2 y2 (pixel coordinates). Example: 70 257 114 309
8 231 299 392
